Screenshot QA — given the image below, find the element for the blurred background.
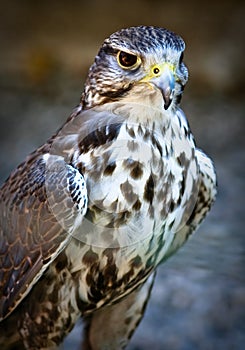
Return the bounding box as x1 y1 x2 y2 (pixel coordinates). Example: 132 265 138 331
0 0 244 349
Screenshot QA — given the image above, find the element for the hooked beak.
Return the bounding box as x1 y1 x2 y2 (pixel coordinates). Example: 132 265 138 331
150 65 175 110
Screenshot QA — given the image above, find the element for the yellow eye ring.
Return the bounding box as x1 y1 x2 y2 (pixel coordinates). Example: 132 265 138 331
117 50 141 70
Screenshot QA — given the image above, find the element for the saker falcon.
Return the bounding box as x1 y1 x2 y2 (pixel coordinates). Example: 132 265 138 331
0 26 217 349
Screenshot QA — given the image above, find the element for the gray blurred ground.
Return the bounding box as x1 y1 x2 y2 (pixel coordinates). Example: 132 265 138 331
0 1 244 349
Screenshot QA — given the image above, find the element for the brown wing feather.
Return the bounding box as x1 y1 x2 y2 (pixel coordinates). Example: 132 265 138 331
0 145 86 320
0 107 126 321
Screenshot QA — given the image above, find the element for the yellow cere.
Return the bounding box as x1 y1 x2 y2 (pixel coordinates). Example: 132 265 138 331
141 63 176 82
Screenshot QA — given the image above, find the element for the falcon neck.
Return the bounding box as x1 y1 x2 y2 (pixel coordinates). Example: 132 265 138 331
81 81 177 121
83 82 175 131
108 84 174 129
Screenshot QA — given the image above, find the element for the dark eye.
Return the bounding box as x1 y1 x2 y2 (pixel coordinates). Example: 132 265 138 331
117 51 141 69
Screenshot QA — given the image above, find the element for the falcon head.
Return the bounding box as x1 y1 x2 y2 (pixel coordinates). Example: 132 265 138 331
82 26 188 111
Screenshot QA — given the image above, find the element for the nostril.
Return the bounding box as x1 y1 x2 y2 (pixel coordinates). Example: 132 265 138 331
153 67 160 75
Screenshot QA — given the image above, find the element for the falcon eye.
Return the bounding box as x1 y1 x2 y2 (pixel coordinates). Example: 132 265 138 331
117 51 140 69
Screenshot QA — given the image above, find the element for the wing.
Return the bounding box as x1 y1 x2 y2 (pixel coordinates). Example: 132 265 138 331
0 149 87 321
0 105 126 322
